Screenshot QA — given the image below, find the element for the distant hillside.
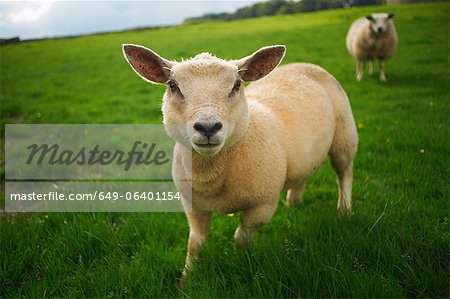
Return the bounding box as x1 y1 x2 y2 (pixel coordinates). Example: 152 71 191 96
185 0 383 23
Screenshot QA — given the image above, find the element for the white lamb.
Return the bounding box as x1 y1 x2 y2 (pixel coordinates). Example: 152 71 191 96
122 44 358 281
346 13 398 81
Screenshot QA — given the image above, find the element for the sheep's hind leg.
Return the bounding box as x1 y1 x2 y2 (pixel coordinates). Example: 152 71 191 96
329 147 354 215
285 180 305 207
368 59 374 76
379 59 387 82
234 202 278 249
333 161 353 215
356 61 364 81
329 123 357 215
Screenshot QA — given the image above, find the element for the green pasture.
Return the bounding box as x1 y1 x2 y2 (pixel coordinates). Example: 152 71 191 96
0 2 448 297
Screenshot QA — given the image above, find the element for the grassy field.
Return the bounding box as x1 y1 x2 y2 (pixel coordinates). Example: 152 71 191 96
1 2 449 298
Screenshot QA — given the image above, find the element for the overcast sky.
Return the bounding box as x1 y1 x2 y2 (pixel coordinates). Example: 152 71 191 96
0 1 261 40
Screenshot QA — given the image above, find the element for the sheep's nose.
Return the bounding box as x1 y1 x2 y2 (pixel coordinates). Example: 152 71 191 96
193 122 223 137
377 27 383 34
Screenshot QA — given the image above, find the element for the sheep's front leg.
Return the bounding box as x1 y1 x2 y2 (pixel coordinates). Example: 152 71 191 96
234 202 278 249
356 61 364 81
182 209 211 278
379 59 387 82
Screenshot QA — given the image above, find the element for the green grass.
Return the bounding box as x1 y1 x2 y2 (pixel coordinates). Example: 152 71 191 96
1 2 449 297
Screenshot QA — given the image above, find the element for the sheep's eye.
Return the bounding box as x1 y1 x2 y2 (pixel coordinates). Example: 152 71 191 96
168 80 178 93
229 80 242 97
167 80 183 99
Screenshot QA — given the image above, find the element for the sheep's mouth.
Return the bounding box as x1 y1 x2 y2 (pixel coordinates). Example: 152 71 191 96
193 142 221 148
192 141 224 156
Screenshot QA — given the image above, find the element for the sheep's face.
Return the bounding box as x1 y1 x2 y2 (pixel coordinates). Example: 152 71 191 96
366 13 395 35
123 45 285 157
161 57 248 156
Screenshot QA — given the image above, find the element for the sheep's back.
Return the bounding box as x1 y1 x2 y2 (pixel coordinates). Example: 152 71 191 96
245 63 343 184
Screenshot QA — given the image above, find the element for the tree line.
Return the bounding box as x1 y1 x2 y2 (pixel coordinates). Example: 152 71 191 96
185 0 385 23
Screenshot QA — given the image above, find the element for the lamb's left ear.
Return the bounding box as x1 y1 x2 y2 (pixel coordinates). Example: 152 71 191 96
234 45 286 82
122 44 175 84
387 13 395 19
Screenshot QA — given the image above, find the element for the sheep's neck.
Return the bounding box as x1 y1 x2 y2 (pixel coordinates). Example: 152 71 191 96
191 150 228 187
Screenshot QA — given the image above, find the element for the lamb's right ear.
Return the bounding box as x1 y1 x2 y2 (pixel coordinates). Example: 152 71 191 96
233 45 286 82
366 15 375 22
122 44 174 84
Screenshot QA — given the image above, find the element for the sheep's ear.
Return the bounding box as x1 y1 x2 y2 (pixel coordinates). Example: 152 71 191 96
387 13 395 19
122 44 174 84
366 15 375 22
234 45 286 82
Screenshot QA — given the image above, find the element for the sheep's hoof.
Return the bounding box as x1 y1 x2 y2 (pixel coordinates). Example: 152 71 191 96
356 74 363 81
177 269 187 292
235 240 251 251
234 227 252 250
379 76 387 82
337 207 352 217
285 198 302 208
